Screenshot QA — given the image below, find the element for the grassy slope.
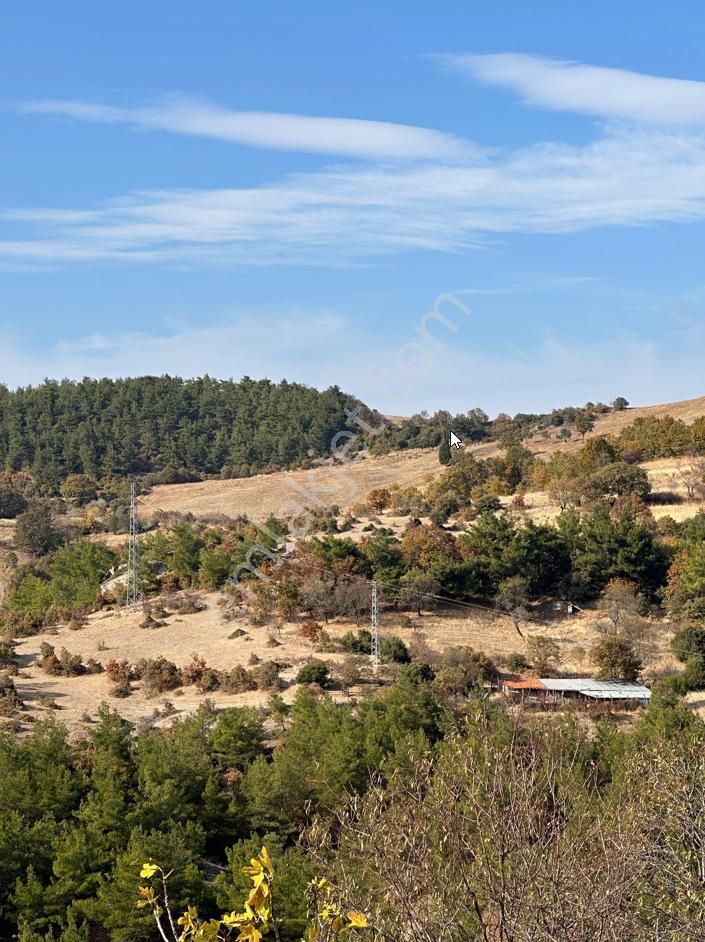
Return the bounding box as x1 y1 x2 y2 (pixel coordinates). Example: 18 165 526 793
7 393 705 734
140 394 705 524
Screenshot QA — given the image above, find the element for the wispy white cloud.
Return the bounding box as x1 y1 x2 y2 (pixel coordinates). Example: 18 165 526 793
5 123 705 265
16 96 468 160
438 52 705 125
9 62 705 267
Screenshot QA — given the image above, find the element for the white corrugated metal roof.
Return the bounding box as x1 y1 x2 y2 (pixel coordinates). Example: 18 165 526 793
541 678 595 692
540 678 651 700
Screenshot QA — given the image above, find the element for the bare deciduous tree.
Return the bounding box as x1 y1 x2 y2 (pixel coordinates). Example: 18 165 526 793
671 456 705 502
309 708 649 942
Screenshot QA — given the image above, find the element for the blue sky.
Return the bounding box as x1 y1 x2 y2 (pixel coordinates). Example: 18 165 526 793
2 0 705 415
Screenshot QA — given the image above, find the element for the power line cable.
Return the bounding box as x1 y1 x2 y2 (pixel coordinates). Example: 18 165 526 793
281 551 548 626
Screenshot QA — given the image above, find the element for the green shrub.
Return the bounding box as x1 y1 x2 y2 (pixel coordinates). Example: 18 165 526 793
683 654 705 691
474 495 502 514
38 642 86 677
220 665 258 694
196 669 221 693
671 626 705 663
0 673 23 715
507 651 529 672
340 629 372 655
138 657 182 694
380 635 411 664
296 661 330 687
252 660 284 691
591 635 642 681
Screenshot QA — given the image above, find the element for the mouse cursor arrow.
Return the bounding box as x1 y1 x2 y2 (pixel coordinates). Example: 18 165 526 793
449 431 462 449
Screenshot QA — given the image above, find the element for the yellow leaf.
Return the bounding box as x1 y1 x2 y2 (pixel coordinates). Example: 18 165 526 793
140 863 159 879
246 879 271 918
223 911 251 927
347 912 368 928
195 919 222 941
242 858 264 879
177 906 198 928
237 926 262 942
258 846 274 877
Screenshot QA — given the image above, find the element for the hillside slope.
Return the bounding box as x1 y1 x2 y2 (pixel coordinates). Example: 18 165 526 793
140 393 705 523
140 448 439 522
533 393 705 454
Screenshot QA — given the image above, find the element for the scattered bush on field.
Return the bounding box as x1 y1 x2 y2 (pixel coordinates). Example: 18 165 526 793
196 669 222 693
0 673 23 715
220 665 258 694
298 620 322 644
296 660 330 687
38 642 86 677
251 660 285 691
182 653 207 685
337 655 368 694
340 629 372 655
380 635 411 664
138 657 182 695
162 593 207 615
0 640 17 672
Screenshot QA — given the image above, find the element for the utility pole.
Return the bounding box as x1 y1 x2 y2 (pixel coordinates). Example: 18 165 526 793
371 580 380 670
126 480 142 607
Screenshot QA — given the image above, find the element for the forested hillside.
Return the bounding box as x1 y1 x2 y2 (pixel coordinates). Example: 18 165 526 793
0 377 370 488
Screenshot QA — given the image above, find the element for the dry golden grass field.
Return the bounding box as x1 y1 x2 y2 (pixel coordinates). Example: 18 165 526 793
5 393 705 735
10 588 682 736
139 449 441 522
139 394 705 525
139 455 703 529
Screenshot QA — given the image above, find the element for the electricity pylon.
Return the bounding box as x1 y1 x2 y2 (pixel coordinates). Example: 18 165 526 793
125 480 143 607
371 580 380 669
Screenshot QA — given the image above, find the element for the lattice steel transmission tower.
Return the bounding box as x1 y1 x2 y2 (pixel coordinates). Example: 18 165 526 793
125 480 142 607
371 580 380 669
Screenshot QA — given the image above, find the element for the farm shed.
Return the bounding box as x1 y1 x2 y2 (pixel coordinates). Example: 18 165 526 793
540 678 651 706
502 677 651 707
501 678 547 701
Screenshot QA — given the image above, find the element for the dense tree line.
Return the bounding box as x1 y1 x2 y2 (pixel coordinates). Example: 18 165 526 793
0 377 371 489
2 675 705 940
616 414 705 459
0 378 702 496
5 499 702 631
372 397 636 454
0 677 448 940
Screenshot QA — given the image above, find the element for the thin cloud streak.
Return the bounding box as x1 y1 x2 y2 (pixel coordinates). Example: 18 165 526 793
5 125 705 265
440 52 705 125
16 96 469 160
9 60 705 267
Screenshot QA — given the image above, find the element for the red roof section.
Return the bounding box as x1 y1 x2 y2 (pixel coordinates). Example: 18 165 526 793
503 678 546 690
